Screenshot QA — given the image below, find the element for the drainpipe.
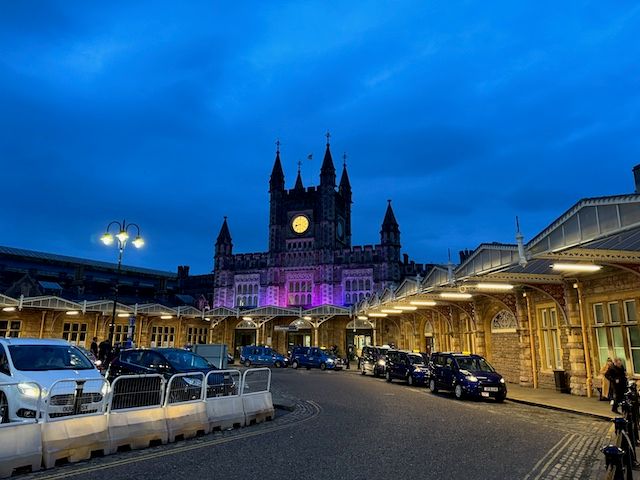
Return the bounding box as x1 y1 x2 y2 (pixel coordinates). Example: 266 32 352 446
525 293 538 389
575 281 593 398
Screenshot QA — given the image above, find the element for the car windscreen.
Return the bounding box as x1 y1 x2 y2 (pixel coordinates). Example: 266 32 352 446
161 350 212 370
9 345 95 371
456 357 495 373
408 355 424 365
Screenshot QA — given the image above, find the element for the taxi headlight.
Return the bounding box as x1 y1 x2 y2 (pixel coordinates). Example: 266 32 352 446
327 358 335 363
414 367 422 373
377 359 386 366
17 383 40 399
183 377 203 387
499 378 505 384
466 375 479 382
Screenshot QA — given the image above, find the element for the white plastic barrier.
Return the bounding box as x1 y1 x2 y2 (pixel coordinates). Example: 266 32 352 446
204 370 244 430
241 368 274 425
107 374 168 453
164 373 209 442
40 378 110 468
0 382 42 478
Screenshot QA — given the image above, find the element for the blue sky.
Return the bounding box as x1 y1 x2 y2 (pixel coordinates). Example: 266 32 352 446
1 1 639 273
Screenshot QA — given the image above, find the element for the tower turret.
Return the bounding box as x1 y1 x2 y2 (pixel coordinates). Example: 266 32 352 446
214 217 233 270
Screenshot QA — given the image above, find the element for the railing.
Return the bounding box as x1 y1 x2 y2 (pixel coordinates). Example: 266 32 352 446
108 374 165 411
205 369 241 398
242 367 271 396
602 383 640 480
165 372 205 406
42 377 109 422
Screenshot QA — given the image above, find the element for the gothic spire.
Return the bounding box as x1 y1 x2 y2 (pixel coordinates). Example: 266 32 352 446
338 152 351 196
269 139 285 193
320 131 336 187
215 216 232 245
294 161 304 190
381 200 399 232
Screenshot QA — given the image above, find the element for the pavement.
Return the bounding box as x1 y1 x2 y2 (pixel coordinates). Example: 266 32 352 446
22 367 616 480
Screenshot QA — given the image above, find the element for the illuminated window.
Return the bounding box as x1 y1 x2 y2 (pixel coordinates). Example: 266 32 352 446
593 299 640 374
0 320 20 338
151 326 175 347
62 322 88 347
187 327 208 345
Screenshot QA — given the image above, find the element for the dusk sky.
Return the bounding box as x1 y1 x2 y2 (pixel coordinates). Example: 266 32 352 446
1 2 639 274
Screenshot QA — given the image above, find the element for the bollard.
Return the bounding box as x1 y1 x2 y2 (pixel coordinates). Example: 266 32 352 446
614 417 628 434
602 444 626 480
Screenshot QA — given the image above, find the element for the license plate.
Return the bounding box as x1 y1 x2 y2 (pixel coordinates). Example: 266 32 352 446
481 392 490 397
484 387 499 392
62 404 90 413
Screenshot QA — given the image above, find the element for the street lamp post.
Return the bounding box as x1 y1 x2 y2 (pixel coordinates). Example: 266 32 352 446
101 219 144 344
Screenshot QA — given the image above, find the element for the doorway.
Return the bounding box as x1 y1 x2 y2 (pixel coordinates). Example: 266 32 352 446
345 330 372 359
234 330 256 358
287 331 312 352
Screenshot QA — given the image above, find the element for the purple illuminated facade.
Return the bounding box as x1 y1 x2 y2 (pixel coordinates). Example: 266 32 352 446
211 137 425 309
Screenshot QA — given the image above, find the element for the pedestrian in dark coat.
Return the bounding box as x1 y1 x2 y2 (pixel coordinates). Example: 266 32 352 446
98 339 112 364
90 337 99 357
605 358 628 413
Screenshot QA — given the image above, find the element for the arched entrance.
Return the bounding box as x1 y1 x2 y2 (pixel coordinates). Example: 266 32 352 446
287 318 313 351
424 321 435 354
234 319 257 357
346 319 373 357
488 309 519 383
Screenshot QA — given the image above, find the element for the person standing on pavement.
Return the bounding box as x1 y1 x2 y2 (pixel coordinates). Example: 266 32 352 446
98 339 112 364
599 357 613 401
605 357 628 413
90 337 99 357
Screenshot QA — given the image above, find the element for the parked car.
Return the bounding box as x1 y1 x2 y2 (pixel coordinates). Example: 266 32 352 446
0 338 105 423
240 346 289 368
106 348 235 406
384 350 428 386
427 352 507 401
290 347 343 370
78 346 106 374
360 346 390 377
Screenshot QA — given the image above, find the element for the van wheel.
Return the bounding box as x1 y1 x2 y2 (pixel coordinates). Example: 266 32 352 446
407 375 414 386
292 361 299 369
243 360 251 368
320 363 326 371
0 392 8 423
274 360 283 368
454 384 464 400
361 366 366 375
496 394 506 403
429 379 438 393
386 371 392 382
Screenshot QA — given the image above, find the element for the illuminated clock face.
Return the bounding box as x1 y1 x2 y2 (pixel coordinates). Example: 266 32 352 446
291 215 310 234
336 220 344 239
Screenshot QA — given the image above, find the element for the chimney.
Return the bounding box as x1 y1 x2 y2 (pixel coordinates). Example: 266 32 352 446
634 165 640 193
403 253 409 265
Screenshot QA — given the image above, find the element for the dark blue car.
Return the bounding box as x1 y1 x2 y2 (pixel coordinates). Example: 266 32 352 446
384 350 428 386
427 352 506 401
290 346 343 370
240 346 289 368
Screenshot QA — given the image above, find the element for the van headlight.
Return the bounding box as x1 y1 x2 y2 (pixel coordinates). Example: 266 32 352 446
466 375 478 382
327 358 335 363
17 383 40 399
377 359 386 366
414 367 422 373
499 378 505 384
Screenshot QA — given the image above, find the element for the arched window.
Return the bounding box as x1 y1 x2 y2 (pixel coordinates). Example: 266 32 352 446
346 293 351 303
359 292 364 301
253 295 258 306
491 310 517 333
294 294 300 304
345 280 351 291
307 294 312 305
236 285 241 294
358 279 364 291
365 279 371 290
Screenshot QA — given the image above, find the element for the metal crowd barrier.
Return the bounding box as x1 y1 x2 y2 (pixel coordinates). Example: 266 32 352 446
0 368 275 477
241 368 274 425
40 377 110 468
0 381 42 477
602 383 640 480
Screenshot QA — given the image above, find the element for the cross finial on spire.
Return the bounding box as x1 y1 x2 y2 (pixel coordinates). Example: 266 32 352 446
343 152 347 167
326 130 331 146
387 199 392 205
275 138 280 154
297 160 302 173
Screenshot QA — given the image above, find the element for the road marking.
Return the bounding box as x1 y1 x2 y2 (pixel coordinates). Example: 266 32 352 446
31 401 322 480
523 432 573 480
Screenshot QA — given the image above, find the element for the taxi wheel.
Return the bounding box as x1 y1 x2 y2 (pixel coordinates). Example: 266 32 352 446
274 360 283 368
454 384 464 400
244 360 251 368
386 371 392 382
292 361 299 369
361 366 366 375
496 394 506 403
320 362 327 371
0 392 8 424
407 375 414 386
429 379 438 393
